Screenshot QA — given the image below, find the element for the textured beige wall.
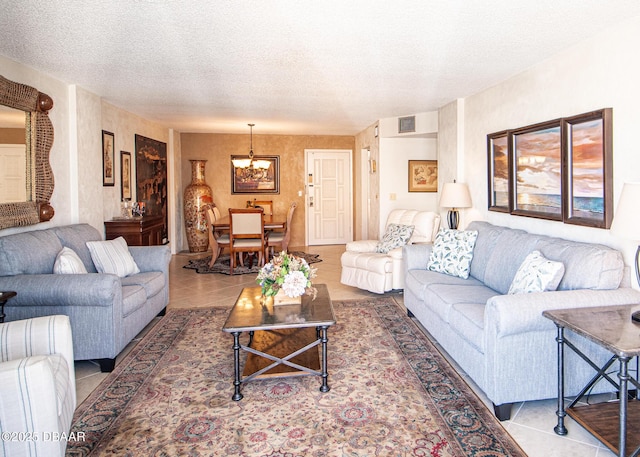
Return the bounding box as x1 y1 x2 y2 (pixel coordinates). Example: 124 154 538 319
180 133 355 252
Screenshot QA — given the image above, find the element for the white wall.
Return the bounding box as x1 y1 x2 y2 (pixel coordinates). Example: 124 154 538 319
461 14 640 273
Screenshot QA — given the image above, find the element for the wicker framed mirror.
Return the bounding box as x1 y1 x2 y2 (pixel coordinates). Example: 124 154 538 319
0 75 55 229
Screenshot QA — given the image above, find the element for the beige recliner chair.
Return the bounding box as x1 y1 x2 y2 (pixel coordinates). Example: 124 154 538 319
340 209 440 294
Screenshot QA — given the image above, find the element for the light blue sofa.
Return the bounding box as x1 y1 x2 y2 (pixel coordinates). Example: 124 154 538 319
0 224 171 372
403 221 640 420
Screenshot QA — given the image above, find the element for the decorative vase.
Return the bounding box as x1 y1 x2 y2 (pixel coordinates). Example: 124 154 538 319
184 160 213 253
273 288 303 306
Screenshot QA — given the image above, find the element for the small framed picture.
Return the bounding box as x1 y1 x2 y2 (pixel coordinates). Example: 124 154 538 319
102 130 115 186
398 116 416 134
120 151 132 200
408 160 437 192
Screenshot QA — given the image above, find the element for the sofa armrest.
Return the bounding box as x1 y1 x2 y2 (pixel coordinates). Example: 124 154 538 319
0 274 121 307
129 245 171 274
486 288 640 338
344 240 379 253
402 244 433 271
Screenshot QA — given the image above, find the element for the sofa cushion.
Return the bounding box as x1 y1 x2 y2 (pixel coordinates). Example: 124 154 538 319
508 250 565 294
425 283 499 324
449 303 486 353
121 271 166 298
53 224 102 273
53 247 88 275
427 229 478 279
86 237 141 278
121 285 147 317
376 224 414 254
0 230 62 276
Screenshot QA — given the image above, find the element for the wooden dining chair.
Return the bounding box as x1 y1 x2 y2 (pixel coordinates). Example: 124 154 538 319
204 205 230 267
252 199 273 216
228 207 267 273
266 202 297 260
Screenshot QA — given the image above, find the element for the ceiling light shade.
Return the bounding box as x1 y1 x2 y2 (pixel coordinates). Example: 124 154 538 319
439 182 472 209
610 182 640 241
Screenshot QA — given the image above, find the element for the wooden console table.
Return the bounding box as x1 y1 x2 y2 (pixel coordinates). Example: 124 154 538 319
105 215 164 246
544 304 640 457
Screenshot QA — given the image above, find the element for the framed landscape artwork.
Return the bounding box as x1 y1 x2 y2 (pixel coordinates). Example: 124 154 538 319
231 155 280 194
408 160 437 192
487 108 612 229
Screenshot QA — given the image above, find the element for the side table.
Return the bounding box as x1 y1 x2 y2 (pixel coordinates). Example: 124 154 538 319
105 215 165 246
0 291 17 323
543 304 640 457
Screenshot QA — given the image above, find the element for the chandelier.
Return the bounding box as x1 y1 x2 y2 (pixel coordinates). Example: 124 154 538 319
232 124 271 180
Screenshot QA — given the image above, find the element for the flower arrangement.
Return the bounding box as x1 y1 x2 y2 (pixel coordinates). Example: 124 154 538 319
257 251 317 299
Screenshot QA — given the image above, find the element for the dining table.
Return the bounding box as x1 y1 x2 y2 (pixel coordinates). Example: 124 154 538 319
210 213 287 265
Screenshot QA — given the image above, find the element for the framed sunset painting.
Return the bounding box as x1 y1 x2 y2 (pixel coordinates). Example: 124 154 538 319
487 131 510 212
563 108 612 228
511 120 563 221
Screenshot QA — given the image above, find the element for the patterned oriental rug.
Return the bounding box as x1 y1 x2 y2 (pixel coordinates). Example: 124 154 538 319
183 251 322 275
66 297 526 457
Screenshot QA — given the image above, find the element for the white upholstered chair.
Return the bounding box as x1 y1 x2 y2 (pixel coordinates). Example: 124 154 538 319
340 209 441 294
266 202 297 260
229 207 267 273
0 314 76 457
205 204 230 267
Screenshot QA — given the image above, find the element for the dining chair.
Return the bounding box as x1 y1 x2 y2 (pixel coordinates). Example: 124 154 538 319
252 199 273 216
266 202 297 260
204 205 230 267
228 207 267 273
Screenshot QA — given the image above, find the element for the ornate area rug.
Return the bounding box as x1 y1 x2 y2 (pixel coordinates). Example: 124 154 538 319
66 298 526 457
183 251 322 275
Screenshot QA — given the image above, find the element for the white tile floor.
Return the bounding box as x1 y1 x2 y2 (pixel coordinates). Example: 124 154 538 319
75 244 616 456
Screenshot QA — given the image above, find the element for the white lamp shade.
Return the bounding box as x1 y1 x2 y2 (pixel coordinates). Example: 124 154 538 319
610 182 640 241
439 182 472 209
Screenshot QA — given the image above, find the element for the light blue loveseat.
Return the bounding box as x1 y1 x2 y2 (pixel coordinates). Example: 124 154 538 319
403 221 640 420
0 224 170 371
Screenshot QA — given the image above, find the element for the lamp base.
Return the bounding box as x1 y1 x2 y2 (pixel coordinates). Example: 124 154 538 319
447 210 459 230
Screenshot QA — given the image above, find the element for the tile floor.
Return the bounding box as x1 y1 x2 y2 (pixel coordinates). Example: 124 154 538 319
75 244 616 456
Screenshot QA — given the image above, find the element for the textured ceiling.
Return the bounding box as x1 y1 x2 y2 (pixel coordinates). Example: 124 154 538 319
2 1 640 135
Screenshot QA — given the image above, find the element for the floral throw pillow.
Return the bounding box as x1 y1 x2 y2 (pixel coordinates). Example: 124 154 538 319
508 250 565 294
375 224 415 254
427 229 478 279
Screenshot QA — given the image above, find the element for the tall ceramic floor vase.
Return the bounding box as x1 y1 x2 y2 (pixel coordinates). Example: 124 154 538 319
184 159 213 253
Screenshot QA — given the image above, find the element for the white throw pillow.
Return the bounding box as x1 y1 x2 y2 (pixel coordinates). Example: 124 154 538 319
508 250 565 294
53 247 88 274
86 237 140 277
375 223 415 254
427 229 478 279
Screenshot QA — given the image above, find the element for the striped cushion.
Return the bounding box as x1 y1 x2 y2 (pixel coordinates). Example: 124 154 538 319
53 247 88 274
86 236 140 277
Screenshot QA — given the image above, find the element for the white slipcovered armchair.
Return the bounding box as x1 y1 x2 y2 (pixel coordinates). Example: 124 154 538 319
0 315 76 457
340 209 441 294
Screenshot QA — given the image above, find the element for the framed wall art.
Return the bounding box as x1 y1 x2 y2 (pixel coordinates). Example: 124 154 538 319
487 131 510 212
562 108 613 228
102 130 115 186
486 107 612 228
408 160 437 192
511 120 562 220
135 134 168 242
398 116 416 134
231 155 280 194
120 151 132 200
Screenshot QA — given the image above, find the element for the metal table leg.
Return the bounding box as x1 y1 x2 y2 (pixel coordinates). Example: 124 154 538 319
319 325 330 393
231 331 243 401
554 324 568 436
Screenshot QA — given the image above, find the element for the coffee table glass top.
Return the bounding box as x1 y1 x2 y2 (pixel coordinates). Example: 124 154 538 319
222 284 335 332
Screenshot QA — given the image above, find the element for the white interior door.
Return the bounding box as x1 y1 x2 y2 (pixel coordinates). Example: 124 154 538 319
305 149 352 245
0 144 27 203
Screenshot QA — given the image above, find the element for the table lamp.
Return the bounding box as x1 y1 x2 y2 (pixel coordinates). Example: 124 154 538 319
439 182 472 230
610 182 640 322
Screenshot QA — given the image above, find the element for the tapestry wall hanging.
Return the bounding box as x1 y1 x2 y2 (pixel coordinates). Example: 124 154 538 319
135 134 168 243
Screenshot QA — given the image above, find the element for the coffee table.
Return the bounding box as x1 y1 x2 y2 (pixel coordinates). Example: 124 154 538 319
222 284 335 401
